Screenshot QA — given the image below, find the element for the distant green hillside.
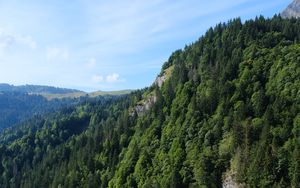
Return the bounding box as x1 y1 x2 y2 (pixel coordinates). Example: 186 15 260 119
41 90 133 100
88 90 133 97
0 83 132 100
0 84 132 130
0 84 82 94
0 92 80 131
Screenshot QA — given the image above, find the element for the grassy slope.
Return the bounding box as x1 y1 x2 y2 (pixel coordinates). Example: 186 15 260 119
39 90 133 100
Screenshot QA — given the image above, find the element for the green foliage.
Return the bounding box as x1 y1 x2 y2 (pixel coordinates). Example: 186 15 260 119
0 92 82 130
0 16 300 187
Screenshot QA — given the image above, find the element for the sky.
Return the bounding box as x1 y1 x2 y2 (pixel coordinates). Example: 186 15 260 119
0 0 292 92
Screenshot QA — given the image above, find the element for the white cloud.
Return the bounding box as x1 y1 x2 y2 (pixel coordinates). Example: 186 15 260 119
106 73 120 83
91 73 122 84
46 47 70 60
87 57 96 68
82 0 256 57
0 33 14 53
18 35 36 49
0 30 36 55
92 74 104 83
0 0 288 91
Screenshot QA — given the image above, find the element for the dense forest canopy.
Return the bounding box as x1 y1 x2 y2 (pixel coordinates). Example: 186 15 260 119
0 15 300 187
0 84 130 130
0 84 86 130
0 92 84 131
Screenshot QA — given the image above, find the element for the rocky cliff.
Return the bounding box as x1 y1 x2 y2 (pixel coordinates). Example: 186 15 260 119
130 66 173 117
282 0 300 18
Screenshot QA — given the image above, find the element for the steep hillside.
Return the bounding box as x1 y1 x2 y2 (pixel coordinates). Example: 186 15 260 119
282 0 300 18
0 16 300 188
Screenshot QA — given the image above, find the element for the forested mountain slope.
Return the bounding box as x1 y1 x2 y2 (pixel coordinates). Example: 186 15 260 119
0 84 131 130
0 92 83 131
0 84 84 130
0 16 300 188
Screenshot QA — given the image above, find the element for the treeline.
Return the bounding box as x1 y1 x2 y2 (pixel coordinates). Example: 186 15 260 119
0 92 83 131
0 15 300 187
0 84 81 94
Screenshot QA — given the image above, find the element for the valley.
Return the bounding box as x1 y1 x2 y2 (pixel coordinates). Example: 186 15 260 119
0 1 299 188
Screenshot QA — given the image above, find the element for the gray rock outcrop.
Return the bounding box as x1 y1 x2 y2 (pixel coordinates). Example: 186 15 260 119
223 171 245 188
282 0 300 18
155 74 167 88
130 94 157 117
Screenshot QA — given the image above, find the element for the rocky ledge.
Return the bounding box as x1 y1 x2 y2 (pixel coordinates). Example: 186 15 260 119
130 66 173 117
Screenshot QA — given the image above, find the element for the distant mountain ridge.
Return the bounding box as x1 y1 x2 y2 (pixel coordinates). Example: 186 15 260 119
0 83 82 94
0 84 132 130
0 92 80 131
0 83 132 100
282 0 300 18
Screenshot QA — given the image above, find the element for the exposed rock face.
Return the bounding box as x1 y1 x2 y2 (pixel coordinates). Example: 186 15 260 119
131 94 157 117
282 0 300 18
155 74 167 88
130 66 174 117
223 171 245 188
130 68 171 117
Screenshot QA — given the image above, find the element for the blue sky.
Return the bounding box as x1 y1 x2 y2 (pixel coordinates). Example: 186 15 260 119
0 0 291 91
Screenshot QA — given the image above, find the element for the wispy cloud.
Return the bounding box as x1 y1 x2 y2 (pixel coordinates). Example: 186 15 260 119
106 73 120 83
46 46 70 60
87 57 96 68
0 0 291 91
92 74 104 83
92 73 123 84
0 33 14 54
18 35 36 49
82 0 255 54
0 29 36 55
